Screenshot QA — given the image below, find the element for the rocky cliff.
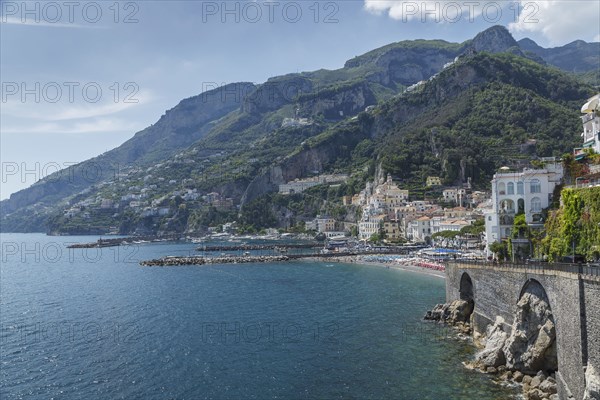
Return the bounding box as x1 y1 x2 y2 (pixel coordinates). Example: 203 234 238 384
427 281 560 400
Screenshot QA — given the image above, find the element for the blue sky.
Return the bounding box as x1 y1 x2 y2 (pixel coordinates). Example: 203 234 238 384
1 0 599 199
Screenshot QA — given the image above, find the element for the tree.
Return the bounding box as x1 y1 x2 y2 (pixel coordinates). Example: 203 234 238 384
489 241 507 261
369 233 381 243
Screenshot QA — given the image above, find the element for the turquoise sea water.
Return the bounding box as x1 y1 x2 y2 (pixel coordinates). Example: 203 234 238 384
0 233 518 399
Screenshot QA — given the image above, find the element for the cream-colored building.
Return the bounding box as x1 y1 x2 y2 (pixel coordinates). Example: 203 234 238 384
426 176 442 186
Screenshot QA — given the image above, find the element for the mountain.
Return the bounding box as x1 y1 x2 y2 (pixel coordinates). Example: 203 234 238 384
0 83 255 216
1 26 597 234
518 38 600 73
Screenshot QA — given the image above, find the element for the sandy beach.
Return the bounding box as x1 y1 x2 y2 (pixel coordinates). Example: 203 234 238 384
308 256 446 279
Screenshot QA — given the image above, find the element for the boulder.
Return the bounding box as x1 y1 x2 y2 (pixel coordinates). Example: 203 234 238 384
446 300 474 324
500 371 513 381
513 371 525 383
475 317 508 368
503 288 558 374
583 364 600 400
523 375 533 385
539 378 557 394
530 375 543 389
424 299 474 336
527 388 545 400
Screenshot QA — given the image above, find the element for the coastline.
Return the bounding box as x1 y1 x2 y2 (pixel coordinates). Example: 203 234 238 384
307 255 446 279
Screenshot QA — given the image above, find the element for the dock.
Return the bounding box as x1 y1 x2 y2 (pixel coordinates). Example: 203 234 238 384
67 234 181 248
195 243 323 252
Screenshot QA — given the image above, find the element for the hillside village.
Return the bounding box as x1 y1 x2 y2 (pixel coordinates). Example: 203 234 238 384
2 27 599 266
41 93 600 265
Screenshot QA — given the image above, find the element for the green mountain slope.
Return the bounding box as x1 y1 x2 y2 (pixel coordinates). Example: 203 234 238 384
1 27 597 234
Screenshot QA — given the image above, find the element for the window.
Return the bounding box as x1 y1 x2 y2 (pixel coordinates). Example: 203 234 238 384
507 182 514 195
518 198 525 214
498 182 506 195
517 182 524 195
531 197 542 213
530 179 541 193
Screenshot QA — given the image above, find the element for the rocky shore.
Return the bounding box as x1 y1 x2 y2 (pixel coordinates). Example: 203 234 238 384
424 285 562 400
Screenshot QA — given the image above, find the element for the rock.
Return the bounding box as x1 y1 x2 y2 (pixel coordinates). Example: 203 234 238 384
500 371 513 381
498 365 507 373
523 375 533 385
536 370 547 378
475 317 508 368
424 300 474 336
583 364 600 400
531 375 543 389
424 303 448 321
513 371 525 382
503 286 558 374
539 378 557 394
487 367 498 374
446 300 474 324
549 394 559 400
528 388 545 400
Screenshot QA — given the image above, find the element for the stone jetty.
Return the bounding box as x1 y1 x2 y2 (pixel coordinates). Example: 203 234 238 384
140 255 292 266
140 250 417 267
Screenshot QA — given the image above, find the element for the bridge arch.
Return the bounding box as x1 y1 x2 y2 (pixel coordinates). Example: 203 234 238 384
459 272 474 302
518 278 552 311
511 278 558 375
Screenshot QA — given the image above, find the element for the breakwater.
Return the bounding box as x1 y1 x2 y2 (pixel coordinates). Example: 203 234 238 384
141 255 292 266
139 250 417 267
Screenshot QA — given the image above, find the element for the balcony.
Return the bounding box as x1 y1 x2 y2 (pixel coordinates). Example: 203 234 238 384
528 213 544 226
499 209 516 215
581 112 595 123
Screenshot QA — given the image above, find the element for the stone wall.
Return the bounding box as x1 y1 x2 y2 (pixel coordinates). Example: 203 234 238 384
583 277 600 399
445 262 600 399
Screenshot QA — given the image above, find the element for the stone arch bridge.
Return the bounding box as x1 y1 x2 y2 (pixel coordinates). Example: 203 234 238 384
445 261 600 400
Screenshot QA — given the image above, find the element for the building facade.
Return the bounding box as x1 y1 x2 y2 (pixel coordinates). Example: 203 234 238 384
484 163 564 253
579 94 600 155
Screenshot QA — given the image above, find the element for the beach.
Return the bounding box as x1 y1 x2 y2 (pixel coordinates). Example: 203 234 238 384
308 255 447 279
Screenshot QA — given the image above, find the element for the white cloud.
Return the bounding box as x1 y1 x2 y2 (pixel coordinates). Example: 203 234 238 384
363 0 500 22
1 16 106 29
0 118 139 135
507 1 599 46
1 90 153 121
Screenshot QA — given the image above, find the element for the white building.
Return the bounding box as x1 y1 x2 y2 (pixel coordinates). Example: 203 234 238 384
579 94 600 155
442 188 467 205
315 216 336 233
408 216 432 242
279 180 320 194
279 175 349 194
359 215 384 241
484 164 564 253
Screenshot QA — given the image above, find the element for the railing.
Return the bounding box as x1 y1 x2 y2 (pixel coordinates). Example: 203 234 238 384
449 260 600 277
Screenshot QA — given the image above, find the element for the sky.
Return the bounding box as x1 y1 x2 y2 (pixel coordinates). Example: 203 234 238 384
1 0 599 200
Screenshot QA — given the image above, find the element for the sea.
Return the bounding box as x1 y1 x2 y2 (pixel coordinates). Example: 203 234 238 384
0 233 519 399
